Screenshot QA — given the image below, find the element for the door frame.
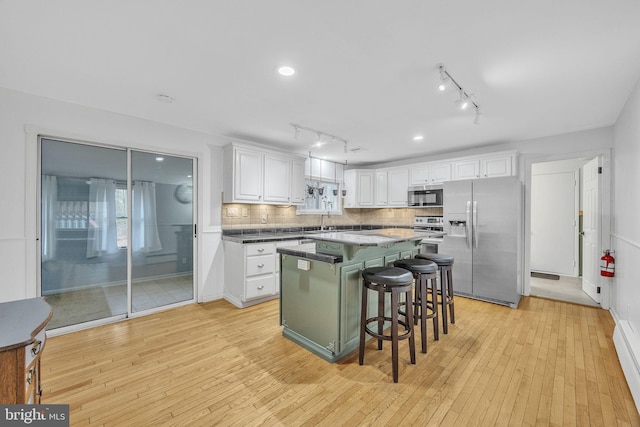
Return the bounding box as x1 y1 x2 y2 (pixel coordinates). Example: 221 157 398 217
27 125 199 333
523 148 612 309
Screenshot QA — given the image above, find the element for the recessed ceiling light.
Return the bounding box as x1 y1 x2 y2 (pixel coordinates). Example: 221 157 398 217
278 66 296 77
156 94 174 103
413 135 424 141
155 157 164 162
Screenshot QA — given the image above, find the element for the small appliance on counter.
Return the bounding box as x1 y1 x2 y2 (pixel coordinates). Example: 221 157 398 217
413 215 444 253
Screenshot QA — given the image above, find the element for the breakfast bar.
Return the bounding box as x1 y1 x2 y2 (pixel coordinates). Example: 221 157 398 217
277 228 439 362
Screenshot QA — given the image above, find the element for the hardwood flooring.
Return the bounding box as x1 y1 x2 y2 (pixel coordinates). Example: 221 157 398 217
41 296 640 426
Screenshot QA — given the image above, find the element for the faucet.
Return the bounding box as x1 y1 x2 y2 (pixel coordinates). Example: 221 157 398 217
321 211 331 231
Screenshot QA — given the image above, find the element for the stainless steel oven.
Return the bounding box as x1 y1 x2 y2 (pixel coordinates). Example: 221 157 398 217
413 215 444 254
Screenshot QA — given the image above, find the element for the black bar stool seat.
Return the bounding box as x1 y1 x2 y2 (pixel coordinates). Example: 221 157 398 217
394 258 439 353
359 266 415 383
416 253 456 334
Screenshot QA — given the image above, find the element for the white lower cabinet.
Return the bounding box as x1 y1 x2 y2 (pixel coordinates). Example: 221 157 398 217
224 239 304 308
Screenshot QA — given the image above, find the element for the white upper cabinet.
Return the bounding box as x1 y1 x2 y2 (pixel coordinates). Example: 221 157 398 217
223 143 305 204
375 171 388 206
290 158 306 204
263 154 291 203
429 162 452 184
387 168 409 206
452 159 480 180
344 170 374 208
480 154 513 178
231 148 263 201
409 164 429 185
305 157 343 182
453 153 516 180
347 167 408 208
410 162 451 185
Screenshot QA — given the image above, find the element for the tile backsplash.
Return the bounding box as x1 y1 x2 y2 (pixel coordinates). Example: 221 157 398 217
221 203 442 229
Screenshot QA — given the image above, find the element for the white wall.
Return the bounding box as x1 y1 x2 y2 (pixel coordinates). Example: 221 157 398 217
0 87 225 303
612 75 640 410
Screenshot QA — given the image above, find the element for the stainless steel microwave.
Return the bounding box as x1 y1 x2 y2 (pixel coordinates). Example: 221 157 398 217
408 185 443 207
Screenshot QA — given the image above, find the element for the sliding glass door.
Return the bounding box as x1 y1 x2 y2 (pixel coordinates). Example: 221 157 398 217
40 138 195 330
130 151 194 312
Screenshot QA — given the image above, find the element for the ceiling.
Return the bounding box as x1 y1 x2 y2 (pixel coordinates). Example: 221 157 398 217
2 1 640 166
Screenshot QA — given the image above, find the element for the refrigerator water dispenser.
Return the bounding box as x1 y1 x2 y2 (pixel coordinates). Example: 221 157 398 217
448 221 467 237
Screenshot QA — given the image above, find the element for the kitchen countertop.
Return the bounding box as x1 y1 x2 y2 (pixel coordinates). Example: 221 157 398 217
221 225 419 244
307 228 438 247
276 228 446 264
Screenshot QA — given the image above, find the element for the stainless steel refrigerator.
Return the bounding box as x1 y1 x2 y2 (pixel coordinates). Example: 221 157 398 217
439 176 522 308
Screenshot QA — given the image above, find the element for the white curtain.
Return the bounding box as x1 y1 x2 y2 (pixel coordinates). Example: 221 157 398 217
132 181 162 253
86 178 118 258
41 175 57 261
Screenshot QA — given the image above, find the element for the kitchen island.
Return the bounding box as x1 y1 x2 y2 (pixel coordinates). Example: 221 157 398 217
277 228 438 362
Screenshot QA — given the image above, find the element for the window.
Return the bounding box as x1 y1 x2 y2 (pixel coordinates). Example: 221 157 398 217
296 179 342 215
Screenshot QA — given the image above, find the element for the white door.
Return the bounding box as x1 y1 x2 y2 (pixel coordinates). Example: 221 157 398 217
530 171 578 275
582 157 600 303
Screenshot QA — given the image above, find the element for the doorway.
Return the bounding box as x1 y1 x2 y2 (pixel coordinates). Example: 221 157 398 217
39 137 196 330
529 157 599 306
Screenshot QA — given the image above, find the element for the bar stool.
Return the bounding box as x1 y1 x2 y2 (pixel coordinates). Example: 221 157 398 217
359 266 415 383
393 258 439 353
416 253 455 334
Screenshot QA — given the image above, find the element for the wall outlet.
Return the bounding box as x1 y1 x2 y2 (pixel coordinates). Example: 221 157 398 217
242 208 249 217
226 207 238 217
261 215 267 224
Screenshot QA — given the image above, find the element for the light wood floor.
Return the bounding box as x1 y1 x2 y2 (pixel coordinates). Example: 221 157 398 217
41 296 640 426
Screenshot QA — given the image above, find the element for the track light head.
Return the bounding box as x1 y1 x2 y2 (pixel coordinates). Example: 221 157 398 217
474 108 482 124
455 90 470 110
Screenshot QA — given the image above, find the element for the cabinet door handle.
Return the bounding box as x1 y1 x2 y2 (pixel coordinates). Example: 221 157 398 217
27 369 34 384
31 339 42 356
257 285 264 290
257 248 265 252
257 263 264 268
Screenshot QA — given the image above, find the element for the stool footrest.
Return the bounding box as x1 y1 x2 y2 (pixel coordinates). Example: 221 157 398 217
364 316 412 341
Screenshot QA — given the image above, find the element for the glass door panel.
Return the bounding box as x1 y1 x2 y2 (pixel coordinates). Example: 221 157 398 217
130 151 194 312
40 138 128 329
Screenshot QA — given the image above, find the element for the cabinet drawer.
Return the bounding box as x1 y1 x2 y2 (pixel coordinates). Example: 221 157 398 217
246 243 275 256
25 328 46 369
246 255 275 276
246 275 275 299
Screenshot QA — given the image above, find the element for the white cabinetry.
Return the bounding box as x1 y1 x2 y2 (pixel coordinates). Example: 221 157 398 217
387 168 409 206
290 158 306 204
223 143 305 204
230 148 263 201
344 170 374 207
429 162 452 184
409 162 451 185
480 154 513 178
375 171 388 206
263 154 291 203
224 239 307 308
453 153 515 180
452 159 480 180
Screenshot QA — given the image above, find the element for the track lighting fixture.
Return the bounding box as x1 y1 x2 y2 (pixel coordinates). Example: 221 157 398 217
474 108 482 124
437 64 482 124
290 123 348 153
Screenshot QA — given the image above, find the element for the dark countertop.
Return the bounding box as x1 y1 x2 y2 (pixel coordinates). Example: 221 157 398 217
277 245 343 264
0 298 52 352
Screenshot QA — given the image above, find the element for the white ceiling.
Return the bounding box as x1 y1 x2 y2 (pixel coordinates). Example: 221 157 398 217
2 1 640 166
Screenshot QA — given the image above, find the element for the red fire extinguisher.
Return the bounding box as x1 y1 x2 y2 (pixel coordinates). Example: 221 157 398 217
600 250 615 277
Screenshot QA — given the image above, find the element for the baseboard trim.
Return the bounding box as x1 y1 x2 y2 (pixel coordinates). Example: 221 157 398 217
613 320 640 414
